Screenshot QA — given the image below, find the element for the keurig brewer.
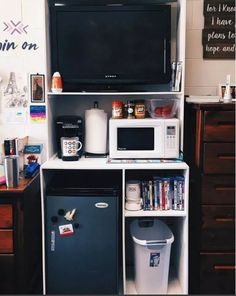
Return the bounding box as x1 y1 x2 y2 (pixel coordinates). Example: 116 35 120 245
56 116 83 161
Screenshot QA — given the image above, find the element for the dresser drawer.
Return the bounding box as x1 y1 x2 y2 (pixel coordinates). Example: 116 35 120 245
0 230 13 253
204 111 235 142
202 175 235 204
203 143 235 174
0 205 13 228
201 205 235 251
0 254 15 293
200 253 235 294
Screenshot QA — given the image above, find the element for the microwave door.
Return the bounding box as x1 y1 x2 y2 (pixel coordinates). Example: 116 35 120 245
115 126 163 158
118 127 154 150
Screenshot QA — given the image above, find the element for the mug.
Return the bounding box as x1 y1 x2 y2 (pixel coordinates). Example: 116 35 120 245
61 137 82 158
126 180 141 201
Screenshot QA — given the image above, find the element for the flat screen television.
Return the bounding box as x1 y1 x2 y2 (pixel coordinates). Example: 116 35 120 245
49 1 172 91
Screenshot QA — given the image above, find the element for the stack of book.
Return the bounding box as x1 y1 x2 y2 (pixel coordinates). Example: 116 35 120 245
141 176 185 211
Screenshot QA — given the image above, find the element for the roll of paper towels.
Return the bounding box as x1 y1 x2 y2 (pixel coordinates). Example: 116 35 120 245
85 107 108 154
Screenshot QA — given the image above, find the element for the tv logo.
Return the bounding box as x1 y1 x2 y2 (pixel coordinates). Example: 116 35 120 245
105 74 117 79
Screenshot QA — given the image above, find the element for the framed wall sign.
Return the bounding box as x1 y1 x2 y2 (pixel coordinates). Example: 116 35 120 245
30 74 45 103
202 0 236 59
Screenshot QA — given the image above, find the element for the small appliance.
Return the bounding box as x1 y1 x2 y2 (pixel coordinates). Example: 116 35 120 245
46 186 119 294
109 118 179 159
56 116 83 160
49 1 171 91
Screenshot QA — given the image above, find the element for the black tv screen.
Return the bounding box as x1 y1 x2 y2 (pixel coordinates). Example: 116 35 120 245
49 2 171 91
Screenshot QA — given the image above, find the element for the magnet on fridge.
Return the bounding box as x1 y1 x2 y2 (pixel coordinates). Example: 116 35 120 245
59 223 74 236
64 208 76 221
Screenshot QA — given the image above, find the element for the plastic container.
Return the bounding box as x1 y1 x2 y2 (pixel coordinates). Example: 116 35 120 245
130 219 174 294
147 98 177 119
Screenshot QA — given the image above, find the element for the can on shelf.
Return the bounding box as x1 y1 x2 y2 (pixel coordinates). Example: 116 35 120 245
112 100 123 119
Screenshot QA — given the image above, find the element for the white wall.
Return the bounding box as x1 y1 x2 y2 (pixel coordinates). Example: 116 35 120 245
0 0 234 158
0 0 48 155
185 0 235 96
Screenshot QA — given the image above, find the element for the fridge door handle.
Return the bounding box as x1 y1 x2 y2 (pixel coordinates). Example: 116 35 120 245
95 202 109 208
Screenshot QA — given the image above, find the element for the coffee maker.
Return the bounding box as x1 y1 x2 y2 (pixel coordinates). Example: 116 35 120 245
56 116 83 161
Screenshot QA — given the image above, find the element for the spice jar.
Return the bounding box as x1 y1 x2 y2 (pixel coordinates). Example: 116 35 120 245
135 100 145 119
127 100 135 119
112 100 123 119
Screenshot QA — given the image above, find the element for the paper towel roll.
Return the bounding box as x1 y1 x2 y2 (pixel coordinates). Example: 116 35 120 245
85 108 108 154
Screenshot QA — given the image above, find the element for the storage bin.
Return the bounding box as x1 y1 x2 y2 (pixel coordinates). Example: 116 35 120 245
130 219 174 294
147 98 177 118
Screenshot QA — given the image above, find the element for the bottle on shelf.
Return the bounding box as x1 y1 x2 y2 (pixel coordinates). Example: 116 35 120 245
51 72 63 93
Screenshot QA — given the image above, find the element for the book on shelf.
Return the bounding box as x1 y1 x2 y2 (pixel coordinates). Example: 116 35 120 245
149 180 153 210
171 61 183 92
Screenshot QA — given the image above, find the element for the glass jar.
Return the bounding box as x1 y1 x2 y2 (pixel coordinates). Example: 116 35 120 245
112 100 123 119
135 100 145 119
127 100 135 119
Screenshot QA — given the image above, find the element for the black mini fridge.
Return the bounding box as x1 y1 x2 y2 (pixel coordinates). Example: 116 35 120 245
45 188 119 294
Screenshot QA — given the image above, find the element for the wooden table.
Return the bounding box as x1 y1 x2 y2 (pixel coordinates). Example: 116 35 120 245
0 173 42 294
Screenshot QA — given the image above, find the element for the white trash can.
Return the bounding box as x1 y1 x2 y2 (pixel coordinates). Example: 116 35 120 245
130 219 174 294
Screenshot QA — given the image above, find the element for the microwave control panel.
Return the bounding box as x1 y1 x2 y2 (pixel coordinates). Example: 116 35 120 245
164 120 179 158
166 126 177 149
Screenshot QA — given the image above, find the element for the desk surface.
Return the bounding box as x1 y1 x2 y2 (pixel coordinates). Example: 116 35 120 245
0 173 39 194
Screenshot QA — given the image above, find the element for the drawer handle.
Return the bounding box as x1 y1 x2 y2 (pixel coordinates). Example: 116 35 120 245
215 217 235 223
214 265 235 271
217 154 235 160
215 186 234 191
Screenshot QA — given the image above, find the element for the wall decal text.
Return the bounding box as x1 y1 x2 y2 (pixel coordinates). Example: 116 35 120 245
203 0 236 59
0 39 39 51
3 20 28 35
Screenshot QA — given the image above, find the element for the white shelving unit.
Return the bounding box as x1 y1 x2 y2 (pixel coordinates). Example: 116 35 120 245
41 0 187 294
45 0 186 158
48 91 183 96
41 158 189 294
122 163 189 295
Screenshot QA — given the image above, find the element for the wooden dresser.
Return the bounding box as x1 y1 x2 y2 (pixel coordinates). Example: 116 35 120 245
0 173 42 294
184 102 235 294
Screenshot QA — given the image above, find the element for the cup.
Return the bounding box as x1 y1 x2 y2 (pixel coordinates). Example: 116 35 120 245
126 180 141 201
4 155 19 188
61 137 83 158
125 200 142 211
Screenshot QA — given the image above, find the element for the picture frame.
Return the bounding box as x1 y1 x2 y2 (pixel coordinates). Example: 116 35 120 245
30 74 45 103
219 83 235 100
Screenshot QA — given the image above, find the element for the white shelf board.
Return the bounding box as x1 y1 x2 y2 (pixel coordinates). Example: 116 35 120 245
125 209 186 217
47 91 182 96
126 266 183 295
41 156 189 170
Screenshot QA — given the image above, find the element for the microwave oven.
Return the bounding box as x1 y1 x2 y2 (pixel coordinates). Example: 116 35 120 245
109 118 179 159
